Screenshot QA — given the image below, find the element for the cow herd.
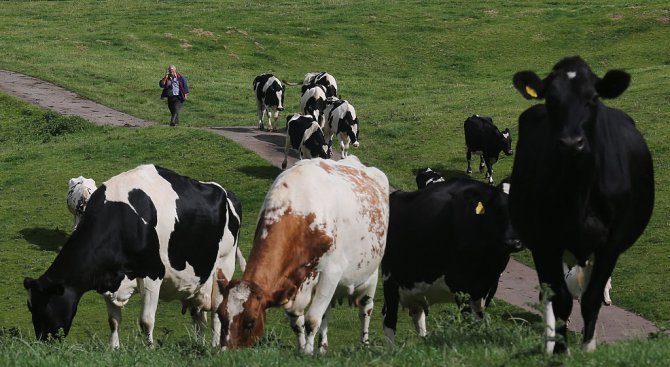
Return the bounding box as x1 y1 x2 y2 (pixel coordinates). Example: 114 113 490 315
24 57 654 356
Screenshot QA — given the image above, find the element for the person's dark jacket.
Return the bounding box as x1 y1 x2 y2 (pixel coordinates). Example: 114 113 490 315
160 73 189 102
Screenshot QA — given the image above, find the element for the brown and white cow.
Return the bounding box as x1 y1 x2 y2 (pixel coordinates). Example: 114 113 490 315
217 156 389 354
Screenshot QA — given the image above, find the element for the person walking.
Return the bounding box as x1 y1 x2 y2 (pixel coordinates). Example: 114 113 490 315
159 65 189 126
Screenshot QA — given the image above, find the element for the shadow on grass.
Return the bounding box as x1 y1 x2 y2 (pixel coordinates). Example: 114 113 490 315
238 165 281 181
20 227 68 252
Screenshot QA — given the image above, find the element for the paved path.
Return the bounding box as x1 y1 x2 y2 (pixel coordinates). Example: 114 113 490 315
1 69 658 344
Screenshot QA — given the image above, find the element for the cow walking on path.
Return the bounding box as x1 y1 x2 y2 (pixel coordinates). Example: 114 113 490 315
254 74 285 131
464 115 513 184
217 157 389 354
25 164 245 348
509 56 654 353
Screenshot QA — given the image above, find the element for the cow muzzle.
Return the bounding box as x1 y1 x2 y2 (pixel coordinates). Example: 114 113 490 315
277 106 284 111
559 136 585 153
504 239 524 253
353 141 360 148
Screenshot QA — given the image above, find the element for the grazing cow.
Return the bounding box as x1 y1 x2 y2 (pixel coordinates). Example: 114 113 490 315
302 71 338 98
217 157 389 354
323 97 360 158
464 115 513 184
381 177 522 346
300 84 328 127
253 74 285 131
24 164 245 348
415 168 445 189
281 114 330 170
66 176 97 229
509 56 654 353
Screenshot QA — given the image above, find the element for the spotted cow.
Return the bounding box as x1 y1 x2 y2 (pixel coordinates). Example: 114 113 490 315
281 114 330 170
253 74 285 131
323 97 360 158
25 164 245 348
217 156 389 354
66 176 97 229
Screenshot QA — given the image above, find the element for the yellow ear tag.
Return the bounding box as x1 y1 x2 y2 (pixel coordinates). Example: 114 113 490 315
280 298 289 305
525 85 538 98
475 201 485 215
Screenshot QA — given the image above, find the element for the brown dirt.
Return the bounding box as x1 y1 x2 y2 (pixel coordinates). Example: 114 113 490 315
0 69 659 345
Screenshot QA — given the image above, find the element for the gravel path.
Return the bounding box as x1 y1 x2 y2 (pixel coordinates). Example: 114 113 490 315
1 69 658 344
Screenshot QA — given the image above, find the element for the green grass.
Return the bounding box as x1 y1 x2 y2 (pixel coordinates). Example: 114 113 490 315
1 0 669 364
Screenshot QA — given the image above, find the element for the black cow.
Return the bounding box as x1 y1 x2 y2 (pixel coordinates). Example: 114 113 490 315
253 74 285 131
415 168 446 189
24 164 245 348
464 115 513 184
381 177 522 347
281 114 331 169
301 71 338 98
510 56 654 353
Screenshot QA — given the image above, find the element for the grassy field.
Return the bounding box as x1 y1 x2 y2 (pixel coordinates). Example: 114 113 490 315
1 0 669 365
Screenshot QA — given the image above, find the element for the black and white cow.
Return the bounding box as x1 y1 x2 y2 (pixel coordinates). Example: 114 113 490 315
66 176 97 229
415 168 446 189
253 74 285 131
510 56 654 353
464 115 513 184
381 177 523 346
300 85 327 128
323 97 360 158
301 71 338 98
281 114 331 170
24 164 245 348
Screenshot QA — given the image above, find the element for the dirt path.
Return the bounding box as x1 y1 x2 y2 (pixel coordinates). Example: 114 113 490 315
1 69 658 344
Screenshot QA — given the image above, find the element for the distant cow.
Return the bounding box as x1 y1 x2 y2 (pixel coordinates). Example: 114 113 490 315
464 115 513 184
66 176 97 229
302 72 338 98
323 97 360 158
510 56 654 353
217 157 389 353
25 164 245 348
300 85 327 127
253 74 285 131
382 177 522 346
281 114 331 170
415 168 445 189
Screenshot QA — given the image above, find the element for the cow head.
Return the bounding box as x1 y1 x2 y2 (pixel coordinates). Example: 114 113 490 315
415 168 445 189
218 280 270 349
513 56 630 154
495 180 524 253
501 128 513 156
24 277 79 341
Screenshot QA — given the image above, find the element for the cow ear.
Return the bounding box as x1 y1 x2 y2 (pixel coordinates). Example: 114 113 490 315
271 285 297 307
23 277 37 290
596 70 630 99
513 71 544 100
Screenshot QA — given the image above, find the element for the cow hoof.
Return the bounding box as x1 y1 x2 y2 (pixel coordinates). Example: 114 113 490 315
467 169 472 174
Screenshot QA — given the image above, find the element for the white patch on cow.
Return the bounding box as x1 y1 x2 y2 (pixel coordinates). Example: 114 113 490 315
398 275 456 307
545 301 556 354
583 333 597 352
567 71 577 79
603 277 612 305
502 182 511 195
227 283 251 320
502 131 510 139
104 276 137 307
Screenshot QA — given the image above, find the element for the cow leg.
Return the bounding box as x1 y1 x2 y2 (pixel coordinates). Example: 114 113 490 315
138 278 162 347
256 101 265 130
532 252 572 354
318 308 330 354
485 157 494 184
466 149 473 174
287 312 307 350
479 155 486 173
340 139 348 159
603 277 612 306
281 132 291 170
409 306 427 337
580 256 617 352
303 271 343 354
104 297 122 349
381 277 400 348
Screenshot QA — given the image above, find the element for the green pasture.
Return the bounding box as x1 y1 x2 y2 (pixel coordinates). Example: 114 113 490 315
1 0 669 365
